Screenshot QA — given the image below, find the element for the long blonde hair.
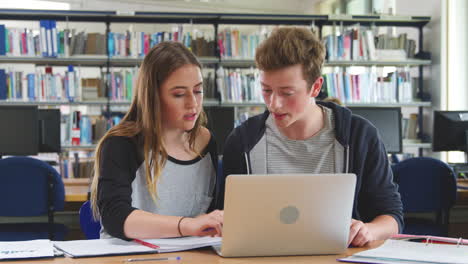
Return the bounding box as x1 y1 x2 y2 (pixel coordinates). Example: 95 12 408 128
90 42 206 219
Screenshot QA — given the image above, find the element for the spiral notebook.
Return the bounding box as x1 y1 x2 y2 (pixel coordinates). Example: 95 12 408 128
338 239 468 264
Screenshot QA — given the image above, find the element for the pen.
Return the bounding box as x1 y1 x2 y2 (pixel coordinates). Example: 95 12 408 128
133 239 159 249
125 256 181 262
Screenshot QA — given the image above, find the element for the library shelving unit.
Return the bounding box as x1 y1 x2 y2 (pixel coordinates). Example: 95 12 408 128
0 9 432 155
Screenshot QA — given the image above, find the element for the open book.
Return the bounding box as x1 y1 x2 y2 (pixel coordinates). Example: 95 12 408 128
53 236 222 258
338 239 468 264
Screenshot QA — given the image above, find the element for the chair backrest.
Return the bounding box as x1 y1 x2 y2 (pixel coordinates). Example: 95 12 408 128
392 157 457 214
0 156 64 216
0 156 65 240
79 200 101 239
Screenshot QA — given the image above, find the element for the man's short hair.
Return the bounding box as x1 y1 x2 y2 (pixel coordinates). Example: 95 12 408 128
255 27 325 89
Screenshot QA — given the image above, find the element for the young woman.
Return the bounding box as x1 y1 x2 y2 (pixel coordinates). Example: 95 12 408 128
90 42 223 240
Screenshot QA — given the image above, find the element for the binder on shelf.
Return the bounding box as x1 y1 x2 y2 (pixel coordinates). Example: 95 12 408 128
0 69 6 100
51 20 58 57
39 20 48 57
46 20 53 57
0 24 5 55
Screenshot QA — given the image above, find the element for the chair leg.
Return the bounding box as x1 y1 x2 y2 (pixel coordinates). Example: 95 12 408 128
47 172 55 240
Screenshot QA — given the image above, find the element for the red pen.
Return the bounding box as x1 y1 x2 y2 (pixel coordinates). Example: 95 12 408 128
133 239 159 249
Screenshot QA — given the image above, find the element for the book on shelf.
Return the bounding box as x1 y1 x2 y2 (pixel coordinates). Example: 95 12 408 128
105 67 137 101
61 111 117 149
406 113 418 140
0 66 79 101
108 27 214 58
217 27 269 59
323 24 417 61
1 21 215 58
321 67 413 104
81 78 105 100
216 66 262 103
60 150 94 179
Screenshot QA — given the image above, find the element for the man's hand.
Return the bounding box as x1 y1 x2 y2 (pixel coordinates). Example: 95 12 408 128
348 219 374 247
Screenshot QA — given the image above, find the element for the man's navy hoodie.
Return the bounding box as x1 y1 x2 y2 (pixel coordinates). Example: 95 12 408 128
218 101 404 232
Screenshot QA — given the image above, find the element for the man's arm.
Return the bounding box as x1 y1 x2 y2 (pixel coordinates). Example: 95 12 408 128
351 124 403 246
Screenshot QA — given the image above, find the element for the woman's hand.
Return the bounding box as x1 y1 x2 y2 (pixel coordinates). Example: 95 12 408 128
180 210 224 237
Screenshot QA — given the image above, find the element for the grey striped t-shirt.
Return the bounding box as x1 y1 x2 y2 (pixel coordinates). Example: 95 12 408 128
265 105 336 174
100 153 215 239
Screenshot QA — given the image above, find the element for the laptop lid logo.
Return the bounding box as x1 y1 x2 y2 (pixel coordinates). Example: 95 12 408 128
279 206 299 224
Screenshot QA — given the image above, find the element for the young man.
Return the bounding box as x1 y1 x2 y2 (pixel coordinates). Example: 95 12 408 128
221 27 403 247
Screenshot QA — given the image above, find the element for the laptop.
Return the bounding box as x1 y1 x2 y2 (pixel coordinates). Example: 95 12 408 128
214 173 356 257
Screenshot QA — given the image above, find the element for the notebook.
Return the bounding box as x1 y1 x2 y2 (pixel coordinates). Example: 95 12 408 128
0 239 54 260
338 240 468 264
215 173 357 257
53 236 221 258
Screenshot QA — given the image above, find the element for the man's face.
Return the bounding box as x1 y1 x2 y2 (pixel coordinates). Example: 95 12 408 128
260 64 318 129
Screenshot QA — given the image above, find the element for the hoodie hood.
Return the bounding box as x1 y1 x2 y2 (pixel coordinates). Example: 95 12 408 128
237 101 353 152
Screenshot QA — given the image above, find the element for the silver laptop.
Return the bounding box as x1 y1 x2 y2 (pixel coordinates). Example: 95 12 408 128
214 173 356 257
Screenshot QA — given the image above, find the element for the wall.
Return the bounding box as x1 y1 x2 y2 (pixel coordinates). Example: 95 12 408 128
68 0 317 14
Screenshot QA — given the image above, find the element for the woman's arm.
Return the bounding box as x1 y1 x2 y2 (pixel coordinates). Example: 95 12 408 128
123 209 224 239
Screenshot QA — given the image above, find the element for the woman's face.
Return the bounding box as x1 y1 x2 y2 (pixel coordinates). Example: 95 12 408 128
159 64 204 132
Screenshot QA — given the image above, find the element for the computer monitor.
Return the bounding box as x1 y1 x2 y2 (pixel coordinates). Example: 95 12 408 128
0 105 39 156
204 106 235 154
38 109 61 153
348 107 402 154
433 111 468 153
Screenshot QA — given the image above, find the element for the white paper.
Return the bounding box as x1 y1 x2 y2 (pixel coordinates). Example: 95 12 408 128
354 240 468 264
145 236 222 252
0 239 54 260
53 236 222 258
53 238 156 258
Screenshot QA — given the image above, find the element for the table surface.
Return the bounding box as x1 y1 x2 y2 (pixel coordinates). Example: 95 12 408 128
64 178 89 202
2 241 383 264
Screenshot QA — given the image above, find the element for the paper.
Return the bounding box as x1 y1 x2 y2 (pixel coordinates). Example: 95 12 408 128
339 255 426 264
144 236 222 252
350 240 468 264
53 238 157 258
0 239 54 260
53 236 222 258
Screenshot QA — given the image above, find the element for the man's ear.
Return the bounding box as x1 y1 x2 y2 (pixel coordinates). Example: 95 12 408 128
310 77 324 97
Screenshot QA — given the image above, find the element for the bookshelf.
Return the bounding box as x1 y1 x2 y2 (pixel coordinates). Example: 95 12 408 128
0 10 433 178
0 98 220 106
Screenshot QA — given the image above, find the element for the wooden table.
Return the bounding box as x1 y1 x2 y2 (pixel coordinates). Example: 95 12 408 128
2 242 381 264
64 178 90 203
62 178 468 205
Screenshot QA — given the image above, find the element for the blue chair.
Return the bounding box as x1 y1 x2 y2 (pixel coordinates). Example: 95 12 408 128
79 200 101 239
0 156 67 241
392 157 457 236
